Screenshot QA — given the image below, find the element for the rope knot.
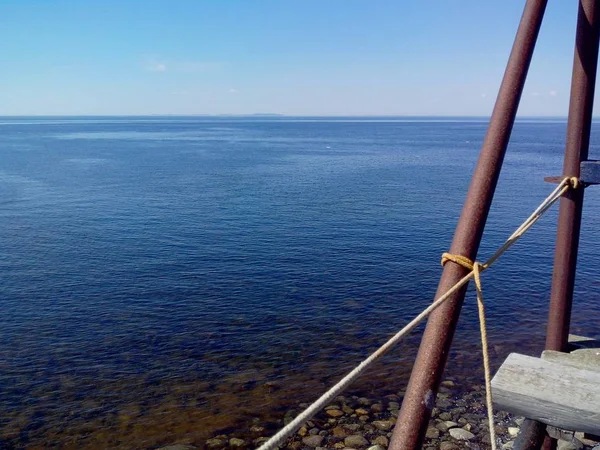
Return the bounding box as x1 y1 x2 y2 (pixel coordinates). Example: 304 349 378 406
568 176 580 190
441 252 474 270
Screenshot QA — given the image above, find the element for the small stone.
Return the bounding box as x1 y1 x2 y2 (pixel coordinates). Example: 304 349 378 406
358 415 369 422
333 427 348 438
388 402 400 410
449 428 475 440
250 425 265 434
367 446 385 450
438 412 452 421
373 436 389 447
319 431 328 437
343 405 354 414
373 420 393 431
436 421 458 432
334 444 345 450
228 438 246 448
345 435 369 448
458 418 468 425
592 446 600 450
557 440 579 450
309 428 320 436
358 397 371 406
325 405 341 410
371 403 384 413
253 438 269 447
441 380 456 387
302 435 324 448
508 427 520 437
287 442 302 450
345 424 361 431
327 409 345 418
502 442 515 450
515 417 525 426
439 443 459 450
355 408 369 415
425 427 440 439
462 423 472 432
298 426 308 437
205 439 225 450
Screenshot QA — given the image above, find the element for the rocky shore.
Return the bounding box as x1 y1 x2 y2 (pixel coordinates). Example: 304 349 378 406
167 381 599 450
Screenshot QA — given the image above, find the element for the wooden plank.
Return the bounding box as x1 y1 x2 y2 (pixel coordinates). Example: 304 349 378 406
568 334 600 351
581 160 600 184
542 349 600 372
491 353 600 435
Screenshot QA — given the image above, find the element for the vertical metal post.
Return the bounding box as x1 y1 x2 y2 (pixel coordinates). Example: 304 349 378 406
389 1 548 449
518 2 600 450
545 0 600 354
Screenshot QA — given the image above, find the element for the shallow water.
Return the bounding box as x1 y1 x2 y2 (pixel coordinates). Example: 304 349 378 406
1 117 599 449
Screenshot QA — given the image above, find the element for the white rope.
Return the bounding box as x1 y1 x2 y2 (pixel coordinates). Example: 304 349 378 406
256 178 575 450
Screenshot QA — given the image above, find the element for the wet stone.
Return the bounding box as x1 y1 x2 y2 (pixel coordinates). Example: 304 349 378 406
373 420 393 431
355 408 369 415
288 442 303 450
438 412 452 421
297 426 308 437
302 435 324 448
327 409 345 418
359 415 369 422
367 445 385 450
205 439 225 449
387 402 400 410
449 428 475 440
371 403 384 413
309 427 320 436
440 442 460 450
508 427 519 437
342 405 354 414
425 427 440 439
373 436 389 447
228 438 246 448
358 397 372 406
332 427 347 438
345 435 369 448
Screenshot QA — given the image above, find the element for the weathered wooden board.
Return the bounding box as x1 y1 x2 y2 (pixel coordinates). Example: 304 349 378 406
542 349 600 372
568 334 600 351
581 160 600 185
492 353 600 435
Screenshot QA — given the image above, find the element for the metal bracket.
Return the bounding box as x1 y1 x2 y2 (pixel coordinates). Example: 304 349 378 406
544 160 600 186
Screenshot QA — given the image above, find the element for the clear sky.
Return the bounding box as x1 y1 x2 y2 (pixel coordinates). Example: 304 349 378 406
0 1 589 116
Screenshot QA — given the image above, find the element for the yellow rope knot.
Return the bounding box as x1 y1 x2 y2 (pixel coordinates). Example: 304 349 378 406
568 176 580 190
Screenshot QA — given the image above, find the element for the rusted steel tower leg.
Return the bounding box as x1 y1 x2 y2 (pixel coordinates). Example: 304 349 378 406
517 2 600 450
388 1 548 449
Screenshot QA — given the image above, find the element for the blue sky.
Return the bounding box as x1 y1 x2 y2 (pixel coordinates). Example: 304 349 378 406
0 1 587 116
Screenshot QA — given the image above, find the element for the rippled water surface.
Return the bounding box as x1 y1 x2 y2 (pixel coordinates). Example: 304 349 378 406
1 117 599 449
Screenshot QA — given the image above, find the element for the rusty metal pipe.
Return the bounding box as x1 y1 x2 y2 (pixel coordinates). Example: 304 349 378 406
389 1 548 449
545 0 600 353
517 2 600 450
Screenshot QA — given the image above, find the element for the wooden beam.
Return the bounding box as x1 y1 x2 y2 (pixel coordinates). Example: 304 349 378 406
580 160 600 184
492 353 600 435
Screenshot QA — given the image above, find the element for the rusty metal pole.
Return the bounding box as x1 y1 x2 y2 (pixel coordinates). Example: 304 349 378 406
389 1 548 449
517 2 600 450
545 0 600 353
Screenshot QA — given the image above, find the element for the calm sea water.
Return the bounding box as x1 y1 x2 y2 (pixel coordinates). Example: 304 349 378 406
1 117 599 449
